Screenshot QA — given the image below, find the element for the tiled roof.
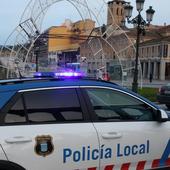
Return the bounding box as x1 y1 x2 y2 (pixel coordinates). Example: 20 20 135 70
139 36 170 46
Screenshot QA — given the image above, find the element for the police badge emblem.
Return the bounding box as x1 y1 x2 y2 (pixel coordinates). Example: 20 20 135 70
35 135 54 157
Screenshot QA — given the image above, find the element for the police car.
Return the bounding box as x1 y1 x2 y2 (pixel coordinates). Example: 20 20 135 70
0 71 169 170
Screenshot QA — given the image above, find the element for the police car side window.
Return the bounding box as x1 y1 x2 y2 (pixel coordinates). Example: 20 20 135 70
23 88 83 123
86 88 155 121
5 97 26 123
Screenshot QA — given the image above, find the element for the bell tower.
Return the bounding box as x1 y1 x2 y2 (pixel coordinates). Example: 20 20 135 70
107 0 126 26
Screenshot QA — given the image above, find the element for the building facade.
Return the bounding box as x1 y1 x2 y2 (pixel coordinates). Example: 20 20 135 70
47 19 95 68
139 36 170 80
107 0 126 26
80 0 132 79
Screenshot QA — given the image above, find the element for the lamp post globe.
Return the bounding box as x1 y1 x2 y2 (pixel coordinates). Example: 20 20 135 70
136 0 145 12
146 6 155 23
124 3 133 18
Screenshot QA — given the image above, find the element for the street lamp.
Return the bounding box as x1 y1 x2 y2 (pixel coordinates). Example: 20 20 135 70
124 0 155 93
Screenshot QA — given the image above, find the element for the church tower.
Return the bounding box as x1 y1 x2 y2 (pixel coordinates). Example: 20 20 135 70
107 0 126 26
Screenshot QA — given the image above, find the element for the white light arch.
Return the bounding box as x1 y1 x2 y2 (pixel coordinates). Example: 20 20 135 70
0 0 142 88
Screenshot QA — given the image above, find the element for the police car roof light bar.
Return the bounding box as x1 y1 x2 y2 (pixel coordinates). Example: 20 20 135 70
34 71 84 78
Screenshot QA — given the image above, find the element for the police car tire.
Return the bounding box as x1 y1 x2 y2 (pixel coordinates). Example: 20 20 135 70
0 161 25 170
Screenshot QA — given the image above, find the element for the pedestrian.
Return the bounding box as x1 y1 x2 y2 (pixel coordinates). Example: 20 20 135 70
103 71 110 81
149 73 153 83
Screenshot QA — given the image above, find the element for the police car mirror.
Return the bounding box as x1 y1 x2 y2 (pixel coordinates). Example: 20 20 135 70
157 109 168 122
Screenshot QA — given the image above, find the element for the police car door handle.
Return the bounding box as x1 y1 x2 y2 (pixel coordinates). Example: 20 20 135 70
102 132 122 139
5 136 32 144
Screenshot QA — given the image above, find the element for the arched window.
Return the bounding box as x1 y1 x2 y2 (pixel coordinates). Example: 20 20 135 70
121 8 123 16
117 8 119 15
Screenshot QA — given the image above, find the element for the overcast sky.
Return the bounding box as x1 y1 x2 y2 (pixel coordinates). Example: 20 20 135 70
0 0 169 44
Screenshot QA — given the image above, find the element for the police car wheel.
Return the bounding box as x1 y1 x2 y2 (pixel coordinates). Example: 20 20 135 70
0 166 24 170
0 161 25 170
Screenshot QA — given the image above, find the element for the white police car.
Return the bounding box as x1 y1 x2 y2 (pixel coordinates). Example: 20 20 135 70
0 71 169 170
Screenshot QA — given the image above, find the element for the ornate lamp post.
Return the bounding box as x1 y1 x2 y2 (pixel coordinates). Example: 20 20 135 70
124 0 155 93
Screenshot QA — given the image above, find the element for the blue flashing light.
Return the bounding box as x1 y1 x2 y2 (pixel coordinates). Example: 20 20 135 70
54 72 83 77
34 72 42 77
34 71 84 78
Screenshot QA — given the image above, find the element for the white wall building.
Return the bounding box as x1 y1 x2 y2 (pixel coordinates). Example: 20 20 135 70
139 36 170 80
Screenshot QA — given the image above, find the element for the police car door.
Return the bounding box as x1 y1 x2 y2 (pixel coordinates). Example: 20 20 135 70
84 87 170 170
0 88 99 170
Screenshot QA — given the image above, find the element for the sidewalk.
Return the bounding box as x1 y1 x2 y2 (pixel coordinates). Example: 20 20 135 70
142 79 169 88
111 79 169 88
